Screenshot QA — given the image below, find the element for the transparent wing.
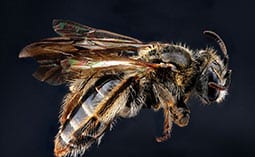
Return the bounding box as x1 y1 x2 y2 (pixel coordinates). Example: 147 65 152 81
53 19 142 43
19 20 174 86
19 36 153 85
52 19 144 49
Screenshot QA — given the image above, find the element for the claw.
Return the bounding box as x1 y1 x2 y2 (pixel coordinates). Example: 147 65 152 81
172 107 190 127
155 134 170 143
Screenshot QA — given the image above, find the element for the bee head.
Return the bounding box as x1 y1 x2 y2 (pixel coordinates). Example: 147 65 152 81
196 31 232 104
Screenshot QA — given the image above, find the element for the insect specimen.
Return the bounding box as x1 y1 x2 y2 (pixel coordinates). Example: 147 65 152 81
19 19 231 157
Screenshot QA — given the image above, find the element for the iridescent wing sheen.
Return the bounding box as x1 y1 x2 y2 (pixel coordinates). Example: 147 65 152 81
52 19 144 49
18 37 151 85
19 20 151 85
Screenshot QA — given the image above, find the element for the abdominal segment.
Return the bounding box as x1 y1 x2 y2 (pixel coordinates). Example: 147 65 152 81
54 76 133 157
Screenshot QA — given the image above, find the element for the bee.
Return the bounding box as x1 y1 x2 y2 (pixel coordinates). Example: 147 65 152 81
19 19 232 157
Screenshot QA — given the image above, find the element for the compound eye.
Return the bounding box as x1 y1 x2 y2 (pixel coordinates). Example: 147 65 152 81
208 70 218 83
208 86 219 101
207 71 219 101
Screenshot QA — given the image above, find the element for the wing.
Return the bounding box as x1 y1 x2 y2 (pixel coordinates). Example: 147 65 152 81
18 37 151 85
52 19 144 49
52 19 142 43
19 20 151 85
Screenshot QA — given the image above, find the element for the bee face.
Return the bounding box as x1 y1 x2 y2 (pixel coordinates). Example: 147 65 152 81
196 50 231 104
194 31 231 104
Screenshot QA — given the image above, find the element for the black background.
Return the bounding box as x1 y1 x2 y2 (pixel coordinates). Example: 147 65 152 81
1 0 254 157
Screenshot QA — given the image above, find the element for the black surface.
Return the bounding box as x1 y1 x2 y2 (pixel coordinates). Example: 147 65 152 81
1 0 254 157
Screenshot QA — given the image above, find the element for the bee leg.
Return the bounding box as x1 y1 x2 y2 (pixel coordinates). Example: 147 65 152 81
155 108 173 142
171 101 190 127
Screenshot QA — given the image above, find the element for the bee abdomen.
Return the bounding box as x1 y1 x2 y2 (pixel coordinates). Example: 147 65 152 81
54 78 123 156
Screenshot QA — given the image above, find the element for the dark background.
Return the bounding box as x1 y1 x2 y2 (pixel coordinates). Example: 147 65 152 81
1 0 254 157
